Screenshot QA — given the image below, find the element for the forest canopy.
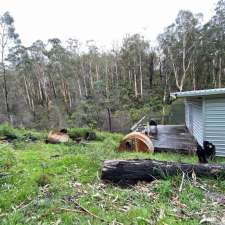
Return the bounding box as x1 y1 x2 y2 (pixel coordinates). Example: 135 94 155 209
0 0 225 130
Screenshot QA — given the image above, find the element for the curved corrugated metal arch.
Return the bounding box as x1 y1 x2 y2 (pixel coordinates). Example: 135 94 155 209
118 132 154 153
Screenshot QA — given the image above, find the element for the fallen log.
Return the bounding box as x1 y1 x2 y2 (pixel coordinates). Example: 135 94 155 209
101 159 225 185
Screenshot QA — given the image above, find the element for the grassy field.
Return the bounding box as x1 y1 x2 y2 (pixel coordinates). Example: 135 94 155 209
0 125 225 225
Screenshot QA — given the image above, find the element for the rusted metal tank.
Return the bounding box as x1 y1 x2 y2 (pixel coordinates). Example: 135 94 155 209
118 132 154 153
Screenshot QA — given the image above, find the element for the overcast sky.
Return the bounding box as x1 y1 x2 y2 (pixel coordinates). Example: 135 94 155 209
0 0 218 49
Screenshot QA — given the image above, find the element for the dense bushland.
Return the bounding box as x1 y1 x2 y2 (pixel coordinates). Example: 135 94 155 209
1 0 225 130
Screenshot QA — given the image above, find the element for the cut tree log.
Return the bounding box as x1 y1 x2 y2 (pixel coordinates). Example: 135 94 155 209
101 159 225 185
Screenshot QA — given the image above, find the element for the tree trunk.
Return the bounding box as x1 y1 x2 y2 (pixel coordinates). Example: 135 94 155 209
1 33 10 121
107 107 112 132
96 64 99 81
110 64 114 87
139 55 143 98
101 159 225 185
115 62 118 87
128 69 132 85
23 75 32 109
218 56 222 88
77 78 82 98
81 62 88 97
134 68 138 97
212 58 217 88
192 63 196 90
61 79 71 114
48 72 57 98
83 76 88 97
31 98 36 119
149 54 154 88
105 63 109 98
168 47 181 91
89 61 93 89
2 60 10 121
159 59 162 83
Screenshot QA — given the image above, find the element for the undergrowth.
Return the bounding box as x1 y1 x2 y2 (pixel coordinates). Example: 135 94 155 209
0 124 224 225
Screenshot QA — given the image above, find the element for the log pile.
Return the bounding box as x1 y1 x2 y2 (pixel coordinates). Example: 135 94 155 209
101 159 225 185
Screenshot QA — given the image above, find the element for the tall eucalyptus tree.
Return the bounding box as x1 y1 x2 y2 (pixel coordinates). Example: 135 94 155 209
0 12 20 120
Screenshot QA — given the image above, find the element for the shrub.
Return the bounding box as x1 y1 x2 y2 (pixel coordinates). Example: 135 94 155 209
68 127 93 139
0 123 16 137
0 123 45 144
95 131 107 141
0 147 16 170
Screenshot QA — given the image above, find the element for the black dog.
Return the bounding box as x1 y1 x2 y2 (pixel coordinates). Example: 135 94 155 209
203 141 216 160
149 120 157 126
148 120 158 135
196 143 207 163
60 128 68 134
196 141 216 163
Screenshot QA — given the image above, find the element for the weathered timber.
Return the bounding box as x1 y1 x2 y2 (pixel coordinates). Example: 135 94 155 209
151 125 197 155
154 147 195 155
101 159 225 185
131 116 146 131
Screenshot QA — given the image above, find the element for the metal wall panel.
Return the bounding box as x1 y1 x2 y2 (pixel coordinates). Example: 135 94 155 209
205 98 225 156
191 100 203 146
185 100 190 129
185 99 203 145
185 99 193 132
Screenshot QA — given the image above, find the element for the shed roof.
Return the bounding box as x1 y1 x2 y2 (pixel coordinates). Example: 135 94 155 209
170 88 225 98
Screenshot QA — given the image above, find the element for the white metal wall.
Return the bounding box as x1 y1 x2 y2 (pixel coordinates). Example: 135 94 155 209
185 99 203 146
185 100 192 131
204 98 225 156
192 100 203 146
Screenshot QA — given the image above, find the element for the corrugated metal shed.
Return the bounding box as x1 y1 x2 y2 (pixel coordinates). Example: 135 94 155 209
170 88 225 157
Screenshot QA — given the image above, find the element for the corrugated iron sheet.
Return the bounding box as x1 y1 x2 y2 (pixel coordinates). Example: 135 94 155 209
204 98 225 157
118 132 154 153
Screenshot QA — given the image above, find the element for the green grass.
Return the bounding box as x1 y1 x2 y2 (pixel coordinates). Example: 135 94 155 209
68 127 94 139
0 126 225 225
